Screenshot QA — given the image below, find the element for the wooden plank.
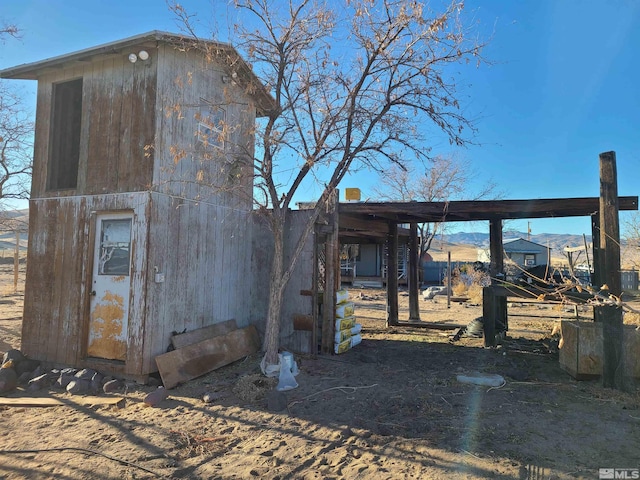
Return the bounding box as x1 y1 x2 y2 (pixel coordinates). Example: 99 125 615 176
338 196 639 224
171 319 238 350
155 325 261 389
0 395 125 408
397 321 465 330
386 222 399 326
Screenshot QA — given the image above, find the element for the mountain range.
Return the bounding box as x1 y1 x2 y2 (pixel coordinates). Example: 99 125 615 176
441 231 593 254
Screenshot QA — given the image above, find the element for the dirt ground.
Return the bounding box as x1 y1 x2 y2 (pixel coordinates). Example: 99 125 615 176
0 260 640 479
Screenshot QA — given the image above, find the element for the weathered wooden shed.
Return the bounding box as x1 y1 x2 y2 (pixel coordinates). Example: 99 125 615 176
0 32 275 380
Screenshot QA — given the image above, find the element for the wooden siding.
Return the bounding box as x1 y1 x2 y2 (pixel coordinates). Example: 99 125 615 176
142 191 253 373
250 210 316 349
31 48 157 199
22 193 149 374
153 45 255 208
22 40 262 378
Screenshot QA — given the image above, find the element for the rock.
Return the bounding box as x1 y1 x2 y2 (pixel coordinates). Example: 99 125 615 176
74 368 97 380
103 379 123 394
143 387 169 407
89 372 104 393
0 365 18 394
202 391 221 403
17 371 31 385
66 379 90 395
29 365 44 380
15 358 40 377
28 372 57 390
89 379 102 394
2 349 24 366
56 373 76 390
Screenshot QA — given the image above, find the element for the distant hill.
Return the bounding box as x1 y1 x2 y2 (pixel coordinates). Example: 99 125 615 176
0 209 29 251
440 231 593 253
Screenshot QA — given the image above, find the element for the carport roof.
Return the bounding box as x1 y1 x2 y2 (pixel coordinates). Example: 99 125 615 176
338 196 638 242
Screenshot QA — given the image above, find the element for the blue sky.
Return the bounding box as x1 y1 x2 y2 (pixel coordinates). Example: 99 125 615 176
2 0 639 237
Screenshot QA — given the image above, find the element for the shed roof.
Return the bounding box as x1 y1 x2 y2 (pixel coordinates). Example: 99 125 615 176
503 238 551 253
338 196 638 242
0 30 276 116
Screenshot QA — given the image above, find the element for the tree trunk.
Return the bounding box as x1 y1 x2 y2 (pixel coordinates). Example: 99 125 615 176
263 216 285 366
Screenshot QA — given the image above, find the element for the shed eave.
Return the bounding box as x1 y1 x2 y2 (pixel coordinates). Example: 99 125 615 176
0 30 276 115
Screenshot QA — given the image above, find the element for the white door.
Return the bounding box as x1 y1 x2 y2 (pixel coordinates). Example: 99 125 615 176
87 213 133 360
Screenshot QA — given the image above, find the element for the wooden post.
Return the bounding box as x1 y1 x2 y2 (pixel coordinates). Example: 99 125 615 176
321 192 339 354
489 219 504 278
312 230 320 356
597 151 625 389
14 230 20 293
482 287 496 347
386 222 399 326
408 223 420 321
447 251 451 309
483 218 506 345
591 214 602 322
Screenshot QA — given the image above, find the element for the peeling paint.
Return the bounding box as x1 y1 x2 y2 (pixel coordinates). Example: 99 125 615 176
112 275 126 282
88 291 127 360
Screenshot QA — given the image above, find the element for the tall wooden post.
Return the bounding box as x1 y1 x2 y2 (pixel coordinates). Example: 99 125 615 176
447 251 452 309
483 287 496 347
591 214 602 322
408 223 420 321
321 191 340 354
483 218 507 346
13 230 20 293
386 222 399 326
489 219 504 278
597 151 625 389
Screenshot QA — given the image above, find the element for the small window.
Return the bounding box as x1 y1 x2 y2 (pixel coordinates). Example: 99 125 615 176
524 255 536 266
48 78 83 190
98 218 132 276
195 105 225 150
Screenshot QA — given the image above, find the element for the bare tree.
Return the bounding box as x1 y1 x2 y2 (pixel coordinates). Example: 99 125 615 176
172 0 489 366
0 23 20 40
623 212 640 269
373 154 496 262
0 24 32 214
0 84 33 209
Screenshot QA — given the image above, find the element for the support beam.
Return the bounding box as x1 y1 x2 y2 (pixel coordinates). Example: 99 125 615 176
408 223 420 321
386 222 399 326
597 151 625 389
322 192 339 354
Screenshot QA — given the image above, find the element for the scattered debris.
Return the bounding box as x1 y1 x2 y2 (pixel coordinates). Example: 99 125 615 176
456 372 505 387
233 374 277 403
